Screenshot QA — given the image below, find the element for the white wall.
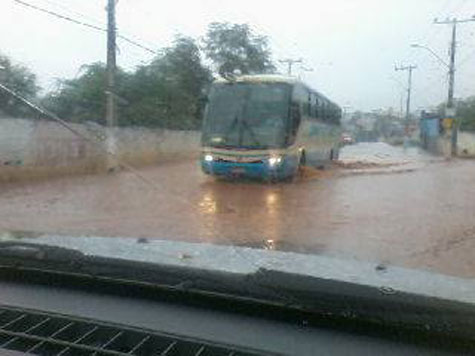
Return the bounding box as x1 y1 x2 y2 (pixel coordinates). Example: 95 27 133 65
0 118 200 182
458 131 475 157
0 118 36 165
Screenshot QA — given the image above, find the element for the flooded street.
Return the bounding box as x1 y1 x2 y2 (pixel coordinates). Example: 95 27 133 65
1 142 475 279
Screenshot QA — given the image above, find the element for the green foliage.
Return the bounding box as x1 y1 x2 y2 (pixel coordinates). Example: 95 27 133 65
43 63 129 125
457 97 475 132
203 22 276 77
45 36 212 129
434 98 475 132
0 54 39 117
42 25 276 129
121 36 212 129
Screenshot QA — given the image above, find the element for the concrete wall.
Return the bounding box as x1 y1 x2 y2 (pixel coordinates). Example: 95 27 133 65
0 118 200 183
0 118 35 166
420 131 475 157
458 131 475 158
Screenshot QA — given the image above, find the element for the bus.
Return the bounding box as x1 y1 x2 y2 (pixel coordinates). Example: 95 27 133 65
200 75 342 180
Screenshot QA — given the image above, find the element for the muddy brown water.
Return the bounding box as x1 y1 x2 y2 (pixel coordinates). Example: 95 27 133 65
1 155 474 279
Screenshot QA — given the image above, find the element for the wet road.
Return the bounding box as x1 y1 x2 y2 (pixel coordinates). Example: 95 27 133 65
1 143 475 278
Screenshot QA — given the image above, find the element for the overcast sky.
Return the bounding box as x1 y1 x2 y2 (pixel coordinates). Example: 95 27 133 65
2 0 475 112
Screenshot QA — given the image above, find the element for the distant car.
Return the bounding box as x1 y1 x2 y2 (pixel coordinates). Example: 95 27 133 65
341 133 354 145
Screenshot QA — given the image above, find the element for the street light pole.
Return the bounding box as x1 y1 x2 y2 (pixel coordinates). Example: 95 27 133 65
410 44 449 68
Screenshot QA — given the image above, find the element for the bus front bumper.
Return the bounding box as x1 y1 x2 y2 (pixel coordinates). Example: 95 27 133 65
201 157 299 180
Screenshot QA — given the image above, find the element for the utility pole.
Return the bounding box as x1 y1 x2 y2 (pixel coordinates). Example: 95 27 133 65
395 64 417 134
106 0 117 170
434 16 475 156
279 58 303 76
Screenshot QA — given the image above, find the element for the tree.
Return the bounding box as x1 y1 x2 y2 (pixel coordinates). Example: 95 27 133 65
202 22 276 77
456 97 475 132
45 36 212 129
43 62 129 125
435 98 475 132
0 54 39 117
122 36 212 129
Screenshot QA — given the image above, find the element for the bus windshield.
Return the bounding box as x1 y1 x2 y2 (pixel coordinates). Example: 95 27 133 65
202 82 290 149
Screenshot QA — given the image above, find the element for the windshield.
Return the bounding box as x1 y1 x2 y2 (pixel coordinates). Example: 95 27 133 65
202 83 290 149
1 0 475 327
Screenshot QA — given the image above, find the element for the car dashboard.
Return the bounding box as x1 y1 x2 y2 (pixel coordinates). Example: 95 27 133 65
0 279 460 356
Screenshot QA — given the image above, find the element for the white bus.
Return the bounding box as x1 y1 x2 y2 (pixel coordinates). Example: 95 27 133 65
201 75 342 180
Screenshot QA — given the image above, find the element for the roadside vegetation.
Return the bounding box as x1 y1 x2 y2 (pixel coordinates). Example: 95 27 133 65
2 21 475 132
0 22 276 130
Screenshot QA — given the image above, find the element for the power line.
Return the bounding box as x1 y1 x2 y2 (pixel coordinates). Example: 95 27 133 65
37 0 105 27
0 79 276 276
13 0 159 55
404 0 470 70
14 0 104 31
39 0 160 51
0 80 185 192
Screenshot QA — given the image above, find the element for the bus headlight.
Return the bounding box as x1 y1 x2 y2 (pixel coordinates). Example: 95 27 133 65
204 154 214 162
268 156 282 166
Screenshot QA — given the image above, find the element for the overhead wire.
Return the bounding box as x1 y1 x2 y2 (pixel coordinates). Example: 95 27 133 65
37 0 160 51
403 0 475 110
37 0 106 27
13 0 159 55
10 0 284 277
1 80 300 287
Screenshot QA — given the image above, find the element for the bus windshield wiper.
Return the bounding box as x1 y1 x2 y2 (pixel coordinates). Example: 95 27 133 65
0 241 286 304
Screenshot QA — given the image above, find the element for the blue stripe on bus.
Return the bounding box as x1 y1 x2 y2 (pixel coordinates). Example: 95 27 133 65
201 155 299 180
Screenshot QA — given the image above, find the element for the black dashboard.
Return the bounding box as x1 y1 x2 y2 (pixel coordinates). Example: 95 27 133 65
0 279 460 356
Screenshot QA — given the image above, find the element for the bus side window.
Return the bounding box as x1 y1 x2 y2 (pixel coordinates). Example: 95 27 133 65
307 94 312 117
310 94 316 118
315 98 320 118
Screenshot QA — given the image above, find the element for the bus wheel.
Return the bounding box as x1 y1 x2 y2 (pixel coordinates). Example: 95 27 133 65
330 148 339 161
297 151 306 177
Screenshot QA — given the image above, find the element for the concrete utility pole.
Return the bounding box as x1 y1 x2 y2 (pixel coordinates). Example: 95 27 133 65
279 58 303 76
106 0 117 170
395 64 417 132
434 16 475 156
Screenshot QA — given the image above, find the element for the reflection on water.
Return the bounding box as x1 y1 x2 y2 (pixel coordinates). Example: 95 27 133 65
234 238 328 255
198 192 217 214
195 176 337 258
196 179 291 249
266 191 278 206
3 143 474 278
264 239 275 250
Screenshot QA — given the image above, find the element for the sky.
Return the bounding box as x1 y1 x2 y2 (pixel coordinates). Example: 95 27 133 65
1 0 475 113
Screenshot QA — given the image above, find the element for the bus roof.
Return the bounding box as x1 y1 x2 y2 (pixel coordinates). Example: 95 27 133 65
214 74 300 85
213 74 339 108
